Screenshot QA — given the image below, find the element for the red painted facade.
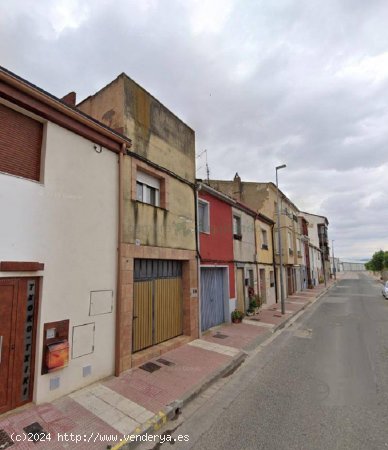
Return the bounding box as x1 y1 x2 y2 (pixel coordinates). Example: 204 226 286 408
199 190 235 298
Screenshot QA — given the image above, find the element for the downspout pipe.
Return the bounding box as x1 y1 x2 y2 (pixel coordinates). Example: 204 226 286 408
195 183 202 336
115 143 126 377
254 214 261 301
271 222 278 303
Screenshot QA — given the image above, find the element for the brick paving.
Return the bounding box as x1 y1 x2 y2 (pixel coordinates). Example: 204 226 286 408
201 322 268 350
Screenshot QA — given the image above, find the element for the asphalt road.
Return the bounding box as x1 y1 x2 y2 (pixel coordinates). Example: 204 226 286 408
145 273 388 450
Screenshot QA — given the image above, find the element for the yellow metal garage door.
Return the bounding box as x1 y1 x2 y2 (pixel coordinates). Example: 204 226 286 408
133 259 183 353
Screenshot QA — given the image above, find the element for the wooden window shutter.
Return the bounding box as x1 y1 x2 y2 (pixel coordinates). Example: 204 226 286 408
0 103 43 182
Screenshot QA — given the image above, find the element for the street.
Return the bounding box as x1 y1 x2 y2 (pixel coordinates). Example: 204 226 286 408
145 273 388 450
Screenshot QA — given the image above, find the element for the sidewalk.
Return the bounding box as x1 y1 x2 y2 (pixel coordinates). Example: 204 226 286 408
0 281 335 450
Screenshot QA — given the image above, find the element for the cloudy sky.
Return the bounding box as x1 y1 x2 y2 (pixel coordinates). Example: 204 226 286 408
1 0 387 260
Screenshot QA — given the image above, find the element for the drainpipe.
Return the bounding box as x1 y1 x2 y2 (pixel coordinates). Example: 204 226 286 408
195 183 202 336
271 222 278 303
253 215 260 300
115 143 125 377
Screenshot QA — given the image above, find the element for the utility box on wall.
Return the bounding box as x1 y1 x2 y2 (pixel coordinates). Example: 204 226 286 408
41 320 70 375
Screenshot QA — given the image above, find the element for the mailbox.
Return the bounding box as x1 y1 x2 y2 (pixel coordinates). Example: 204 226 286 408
45 340 69 372
42 319 70 375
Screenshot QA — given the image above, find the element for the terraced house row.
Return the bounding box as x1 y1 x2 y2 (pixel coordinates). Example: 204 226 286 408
0 66 330 415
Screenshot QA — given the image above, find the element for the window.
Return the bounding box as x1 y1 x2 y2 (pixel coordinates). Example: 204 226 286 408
248 270 254 288
0 103 43 182
270 271 275 287
136 171 160 207
297 238 302 256
198 199 210 233
288 231 293 255
261 229 268 250
233 215 242 239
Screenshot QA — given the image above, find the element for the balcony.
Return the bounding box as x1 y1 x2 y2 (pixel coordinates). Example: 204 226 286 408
261 244 269 250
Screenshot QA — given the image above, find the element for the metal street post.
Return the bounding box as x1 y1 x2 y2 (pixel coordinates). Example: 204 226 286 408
332 239 336 280
276 164 286 315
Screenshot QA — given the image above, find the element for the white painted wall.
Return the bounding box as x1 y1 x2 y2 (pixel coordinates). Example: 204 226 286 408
302 212 328 249
232 208 256 262
0 118 118 403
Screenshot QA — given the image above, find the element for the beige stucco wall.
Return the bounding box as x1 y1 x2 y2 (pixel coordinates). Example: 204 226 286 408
302 212 325 249
255 219 273 265
78 76 125 133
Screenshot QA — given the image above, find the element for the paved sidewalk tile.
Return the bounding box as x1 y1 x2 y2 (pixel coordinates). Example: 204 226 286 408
103 345 231 414
188 339 240 357
201 322 268 350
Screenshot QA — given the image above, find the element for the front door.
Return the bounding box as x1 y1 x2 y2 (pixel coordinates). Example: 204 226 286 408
236 268 245 313
0 278 38 414
259 269 267 304
200 268 225 332
287 267 293 296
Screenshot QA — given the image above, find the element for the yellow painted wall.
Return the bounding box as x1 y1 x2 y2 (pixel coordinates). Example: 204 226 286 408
255 219 273 265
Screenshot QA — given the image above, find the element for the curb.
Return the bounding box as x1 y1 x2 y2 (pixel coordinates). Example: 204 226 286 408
117 351 247 449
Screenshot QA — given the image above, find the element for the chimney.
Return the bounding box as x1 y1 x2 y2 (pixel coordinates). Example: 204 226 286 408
61 91 76 107
232 172 242 201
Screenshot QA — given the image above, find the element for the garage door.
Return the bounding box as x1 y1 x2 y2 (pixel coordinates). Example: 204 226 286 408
201 268 225 332
133 259 183 353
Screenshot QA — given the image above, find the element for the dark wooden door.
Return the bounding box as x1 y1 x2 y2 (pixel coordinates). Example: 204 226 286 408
0 279 18 414
0 278 38 414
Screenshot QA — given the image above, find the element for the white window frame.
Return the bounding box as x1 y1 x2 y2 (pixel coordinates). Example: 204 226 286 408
198 199 210 233
136 171 160 207
233 214 242 238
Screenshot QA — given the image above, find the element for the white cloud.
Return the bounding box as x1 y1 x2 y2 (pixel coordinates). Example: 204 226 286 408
1 0 388 259
337 51 388 83
184 0 234 34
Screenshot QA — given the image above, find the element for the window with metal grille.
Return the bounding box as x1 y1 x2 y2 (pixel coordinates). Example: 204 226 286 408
134 259 182 281
0 103 43 182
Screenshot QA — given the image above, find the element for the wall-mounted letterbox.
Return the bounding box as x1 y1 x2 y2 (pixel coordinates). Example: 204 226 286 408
42 320 70 375
45 340 69 372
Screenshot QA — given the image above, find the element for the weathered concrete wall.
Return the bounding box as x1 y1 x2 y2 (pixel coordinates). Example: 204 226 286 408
79 74 197 252
232 207 256 263
122 155 196 250
123 76 195 182
78 76 125 134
